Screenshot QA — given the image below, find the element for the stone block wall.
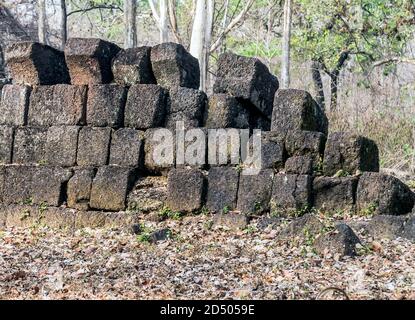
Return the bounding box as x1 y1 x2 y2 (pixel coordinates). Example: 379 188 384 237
0 39 414 221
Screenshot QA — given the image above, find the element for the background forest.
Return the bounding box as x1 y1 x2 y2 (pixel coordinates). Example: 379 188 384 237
1 0 415 175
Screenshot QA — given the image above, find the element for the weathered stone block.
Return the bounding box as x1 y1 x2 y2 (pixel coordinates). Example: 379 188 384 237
67 168 95 211
313 176 358 213
13 127 47 164
356 172 415 215
213 52 279 118
207 128 242 167
0 85 30 126
270 174 313 216
206 167 239 213
112 46 156 85
259 131 285 169
285 156 313 175
368 215 406 240
314 224 361 257
5 42 70 85
90 166 138 211
77 127 112 166
144 128 175 174
86 84 127 127
64 38 121 85
2 165 72 206
237 169 274 215
213 213 249 230
271 89 328 135
150 42 199 89
0 126 13 164
127 176 167 214
165 87 207 130
278 214 324 239
28 84 87 126
402 215 415 241
45 126 80 166
109 128 144 167
124 84 167 129
285 130 326 164
323 132 379 176
166 168 205 212
205 94 249 129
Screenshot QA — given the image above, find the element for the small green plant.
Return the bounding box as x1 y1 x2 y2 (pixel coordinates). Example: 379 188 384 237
359 202 378 217
334 169 351 177
22 197 33 205
407 180 415 189
303 227 316 247
158 206 184 220
244 225 257 233
199 206 210 216
203 220 214 230
127 201 141 213
137 233 151 244
222 205 230 214
254 201 262 213
20 209 31 221
38 159 48 165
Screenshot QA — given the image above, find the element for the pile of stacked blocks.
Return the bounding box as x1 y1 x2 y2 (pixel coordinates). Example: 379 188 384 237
0 38 414 231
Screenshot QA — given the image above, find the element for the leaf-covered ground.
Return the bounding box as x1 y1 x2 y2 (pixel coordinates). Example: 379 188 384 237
0 215 414 300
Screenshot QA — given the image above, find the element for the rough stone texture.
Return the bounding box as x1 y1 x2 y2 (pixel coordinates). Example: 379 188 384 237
175 127 208 170
149 229 173 243
90 166 138 211
165 87 207 130
67 168 96 211
124 84 167 129
13 127 47 164
112 46 156 85
271 174 313 216
256 216 283 231
205 94 249 129
323 132 380 176
258 131 285 170
127 176 167 214
213 213 249 230
313 176 358 213
144 128 175 174
0 125 13 164
356 172 415 216
5 42 70 85
285 156 313 175
109 128 144 167
45 126 80 166
64 38 121 85
166 168 205 212
28 84 87 126
314 224 361 257
278 214 324 239
77 127 112 166
237 169 274 215
2 205 76 229
2 165 73 206
271 89 328 135
213 52 279 118
402 215 415 241
368 215 406 240
0 85 30 126
150 42 200 89
206 167 239 213
285 130 326 164
86 84 127 127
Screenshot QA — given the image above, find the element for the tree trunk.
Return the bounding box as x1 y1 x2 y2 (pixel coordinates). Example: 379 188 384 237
37 0 47 44
329 51 349 111
204 0 214 92
124 0 137 49
59 0 67 49
311 60 325 110
281 0 292 88
190 0 207 91
160 0 169 42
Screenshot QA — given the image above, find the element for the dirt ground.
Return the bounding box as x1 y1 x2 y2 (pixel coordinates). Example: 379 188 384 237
0 215 414 300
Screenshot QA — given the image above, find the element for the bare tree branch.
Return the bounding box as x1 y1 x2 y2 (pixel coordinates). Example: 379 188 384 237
210 0 255 53
67 5 123 17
